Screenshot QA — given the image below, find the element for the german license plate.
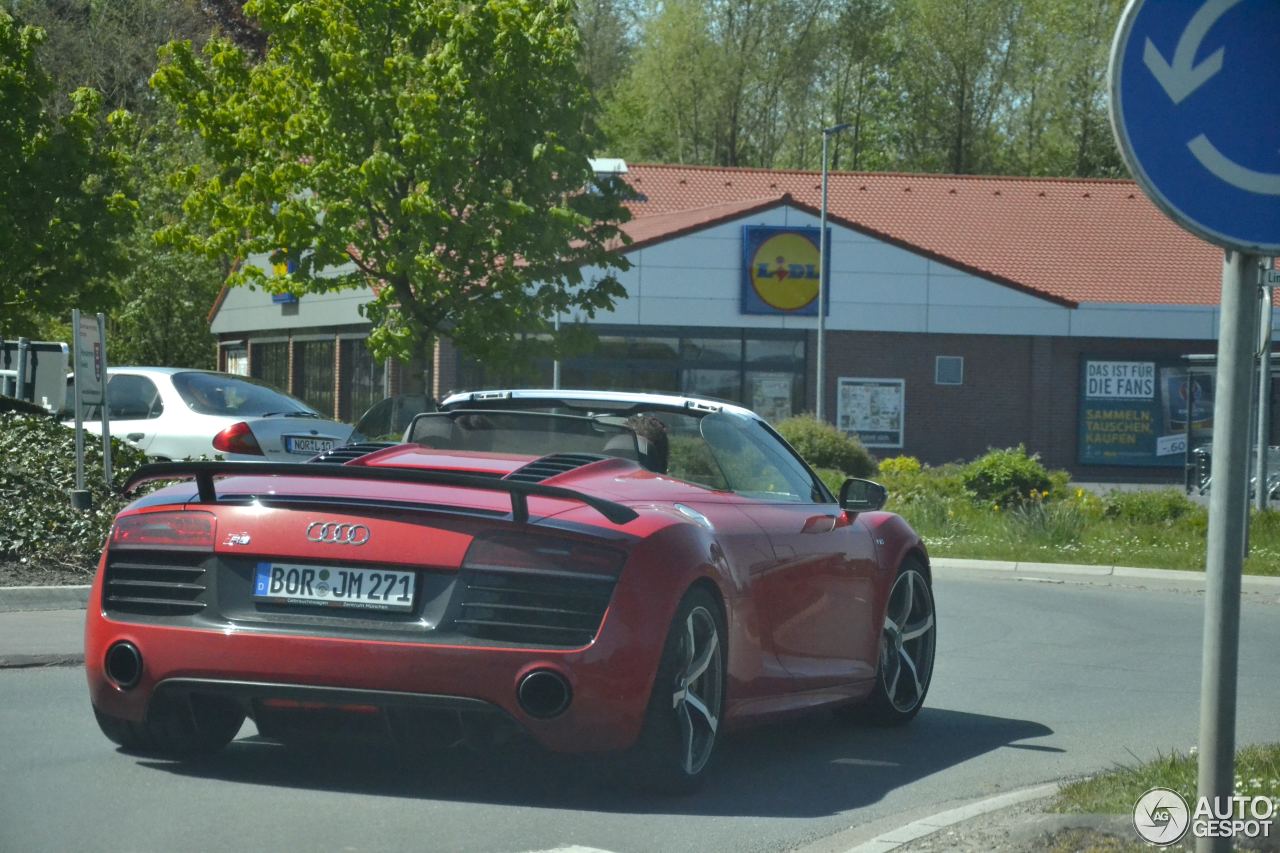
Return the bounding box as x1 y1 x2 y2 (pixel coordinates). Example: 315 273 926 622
253 563 415 611
286 436 335 455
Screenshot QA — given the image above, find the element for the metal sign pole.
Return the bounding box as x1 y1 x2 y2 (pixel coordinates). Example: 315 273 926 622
1196 251 1259 853
1258 275 1274 511
71 312 85 491
97 313 113 488
552 313 561 390
69 310 89 510
816 131 830 423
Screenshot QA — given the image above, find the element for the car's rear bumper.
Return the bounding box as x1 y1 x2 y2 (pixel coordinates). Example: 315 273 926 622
84 574 670 754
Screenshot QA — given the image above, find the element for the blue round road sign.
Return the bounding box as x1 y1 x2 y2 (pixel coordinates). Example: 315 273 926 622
1110 0 1280 254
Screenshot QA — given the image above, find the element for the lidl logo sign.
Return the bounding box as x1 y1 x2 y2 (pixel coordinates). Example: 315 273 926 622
741 226 828 316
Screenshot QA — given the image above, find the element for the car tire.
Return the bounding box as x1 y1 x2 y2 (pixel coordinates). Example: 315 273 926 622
838 557 936 726
627 586 726 795
93 694 245 756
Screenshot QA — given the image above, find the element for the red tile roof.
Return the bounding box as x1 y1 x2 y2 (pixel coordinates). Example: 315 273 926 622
619 163 1228 307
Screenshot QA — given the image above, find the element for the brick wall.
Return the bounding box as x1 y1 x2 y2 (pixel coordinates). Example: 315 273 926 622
822 330 1217 480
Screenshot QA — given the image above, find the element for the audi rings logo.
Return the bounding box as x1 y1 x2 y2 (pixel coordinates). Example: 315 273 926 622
305 522 371 546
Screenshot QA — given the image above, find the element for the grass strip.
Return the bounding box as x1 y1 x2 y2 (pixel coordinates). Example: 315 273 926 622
1054 743 1280 815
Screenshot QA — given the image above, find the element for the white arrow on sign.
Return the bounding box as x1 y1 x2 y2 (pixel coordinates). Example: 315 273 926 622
1142 0 1242 104
1144 0 1280 197
1188 135 1280 196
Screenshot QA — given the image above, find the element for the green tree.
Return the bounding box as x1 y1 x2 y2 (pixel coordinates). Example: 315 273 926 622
889 0 1025 174
0 12 136 338
603 0 827 168
7 0 212 119
778 0 896 171
152 0 631 366
999 0 1124 178
576 0 639 97
108 111 223 369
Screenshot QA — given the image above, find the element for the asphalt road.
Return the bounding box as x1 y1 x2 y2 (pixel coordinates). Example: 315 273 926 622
2 571 1278 853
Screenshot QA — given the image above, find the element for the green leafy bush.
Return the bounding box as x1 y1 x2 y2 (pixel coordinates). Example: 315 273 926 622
1102 488 1199 525
961 445 1052 508
775 416 875 477
0 412 149 572
878 455 921 477
814 467 846 496
880 462 967 506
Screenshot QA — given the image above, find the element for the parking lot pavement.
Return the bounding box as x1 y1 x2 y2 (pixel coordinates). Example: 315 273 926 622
0 609 84 667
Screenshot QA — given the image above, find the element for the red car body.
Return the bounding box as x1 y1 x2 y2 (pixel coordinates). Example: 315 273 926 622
84 391 931 784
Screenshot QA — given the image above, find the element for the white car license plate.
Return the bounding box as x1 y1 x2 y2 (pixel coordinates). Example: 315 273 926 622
286 436 336 455
253 563 415 611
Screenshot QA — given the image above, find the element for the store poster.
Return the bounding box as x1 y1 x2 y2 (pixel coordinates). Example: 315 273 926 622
837 377 904 448
1078 359 1214 467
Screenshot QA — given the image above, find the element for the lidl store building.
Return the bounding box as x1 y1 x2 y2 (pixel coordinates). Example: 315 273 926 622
210 162 1253 480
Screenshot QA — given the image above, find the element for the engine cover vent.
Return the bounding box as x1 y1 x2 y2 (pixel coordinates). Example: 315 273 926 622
504 453 607 484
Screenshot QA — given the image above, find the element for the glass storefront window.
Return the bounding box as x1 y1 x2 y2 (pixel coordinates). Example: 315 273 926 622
747 371 802 424
296 339 335 417
346 338 383 422
746 338 804 369
628 337 680 360
251 341 289 391
593 337 630 360
562 364 679 393
454 327 805 420
684 368 740 402
223 346 248 376
682 337 742 364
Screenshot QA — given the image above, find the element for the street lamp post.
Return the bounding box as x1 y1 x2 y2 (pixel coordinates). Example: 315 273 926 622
817 123 851 423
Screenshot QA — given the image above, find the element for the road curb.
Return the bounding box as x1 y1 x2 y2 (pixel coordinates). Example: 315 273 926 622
837 782 1061 853
931 557 1280 589
0 585 91 613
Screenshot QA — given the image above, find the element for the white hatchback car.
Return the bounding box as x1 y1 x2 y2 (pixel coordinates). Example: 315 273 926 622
70 367 360 461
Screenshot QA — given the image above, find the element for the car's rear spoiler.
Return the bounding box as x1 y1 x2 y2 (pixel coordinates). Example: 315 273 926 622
122 461 639 525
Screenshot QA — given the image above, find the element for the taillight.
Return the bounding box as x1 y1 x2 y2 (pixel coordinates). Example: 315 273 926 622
462 532 624 575
111 511 216 550
213 421 263 455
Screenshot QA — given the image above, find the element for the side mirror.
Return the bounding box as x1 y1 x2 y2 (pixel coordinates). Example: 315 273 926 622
840 478 888 512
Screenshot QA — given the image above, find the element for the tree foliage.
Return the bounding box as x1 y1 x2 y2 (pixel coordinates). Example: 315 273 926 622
0 11 137 338
152 0 632 365
575 0 638 97
8 0 213 119
604 0 828 167
108 111 223 369
4 1 221 365
600 0 1127 178
890 0 1024 174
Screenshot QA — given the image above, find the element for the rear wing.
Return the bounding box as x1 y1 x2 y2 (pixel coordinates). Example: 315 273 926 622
122 461 639 526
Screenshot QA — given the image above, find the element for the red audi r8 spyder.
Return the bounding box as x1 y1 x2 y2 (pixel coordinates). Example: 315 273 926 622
85 390 936 791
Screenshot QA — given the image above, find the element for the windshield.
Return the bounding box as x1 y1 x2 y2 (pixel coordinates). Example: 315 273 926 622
171 372 321 417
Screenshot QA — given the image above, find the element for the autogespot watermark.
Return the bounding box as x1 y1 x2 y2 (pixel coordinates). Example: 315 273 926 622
1133 787 1278 846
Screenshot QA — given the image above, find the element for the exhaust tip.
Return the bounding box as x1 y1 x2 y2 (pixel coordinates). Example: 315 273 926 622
517 669 571 719
104 642 142 689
